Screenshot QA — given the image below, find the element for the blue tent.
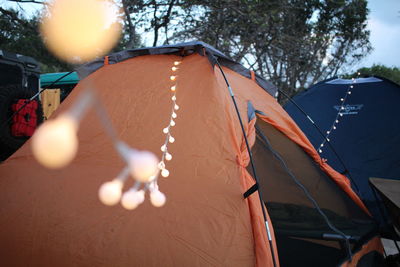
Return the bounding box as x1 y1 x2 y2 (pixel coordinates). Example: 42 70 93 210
284 76 400 231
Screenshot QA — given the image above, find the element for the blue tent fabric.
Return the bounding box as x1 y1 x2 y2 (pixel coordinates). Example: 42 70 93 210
284 76 400 229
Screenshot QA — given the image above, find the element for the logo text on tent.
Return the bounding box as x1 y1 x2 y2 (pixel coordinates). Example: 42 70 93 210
333 104 363 115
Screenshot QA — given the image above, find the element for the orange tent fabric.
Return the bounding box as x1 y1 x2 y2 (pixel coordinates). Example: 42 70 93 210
0 44 379 266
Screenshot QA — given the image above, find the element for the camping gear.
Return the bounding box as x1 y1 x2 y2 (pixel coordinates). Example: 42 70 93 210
11 99 40 137
284 77 400 234
0 42 383 266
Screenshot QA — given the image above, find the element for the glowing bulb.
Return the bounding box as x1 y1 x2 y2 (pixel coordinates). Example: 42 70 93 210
340 98 344 101
165 153 172 161
40 0 122 63
348 91 351 94
170 120 175 126
171 95 176 101
174 61 181 65
321 144 324 147
129 151 159 182
161 168 169 177
150 190 166 207
121 189 145 210
161 144 167 152
32 114 78 169
327 138 330 141
319 149 322 153
333 126 337 129
172 112 177 119
171 66 178 71
170 76 176 81
169 136 175 143
98 180 122 206
163 127 169 134
357 72 361 76
327 131 330 134
335 120 339 123
174 104 180 110
170 85 176 92
341 106 345 110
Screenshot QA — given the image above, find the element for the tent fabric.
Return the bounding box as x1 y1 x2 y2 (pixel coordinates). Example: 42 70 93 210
77 41 278 97
0 45 380 266
284 76 400 228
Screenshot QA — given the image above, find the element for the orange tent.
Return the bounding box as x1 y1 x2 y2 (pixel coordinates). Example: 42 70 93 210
0 42 383 266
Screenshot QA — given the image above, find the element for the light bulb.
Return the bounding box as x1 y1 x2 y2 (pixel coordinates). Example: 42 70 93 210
321 144 324 147
341 106 345 110
327 138 330 142
174 104 180 110
350 85 354 88
348 91 351 94
165 153 172 161
171 66 178 71
150 190 166 207
170 120 175 126
318 149 322 153
161 168 169 177
163 127 169 134
340 98 344 101
172 112 177 119
169 136 175 143
335 120 339 123
170 85 176 92
327 131 330 134
174 61 181 65
121 189 145 210
161 144 167 152
333 126 337 129
170 76 176 81
32 114 78 169
128 151 159 182
171 95 176 101
357 72 361 76
39 0 122 63
340 113 343 116
98 180 123 206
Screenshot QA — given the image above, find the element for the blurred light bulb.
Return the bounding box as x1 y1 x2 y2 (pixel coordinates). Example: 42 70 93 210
165 153 172 161
327 131 330 134
170 76 176 81
321 144 324 147
32 114 78 169
172 112 177 119
357 72 361 76
174 61 181 65
350 85 354 88
161 168 169 177
121 189 145 210
319 149 322 153
40 0 122 63
169 136 175 143
161 144 167 152
129 151 159 182
98 180 122 206
171 95 176 101
150 190 166 207
340 113 343 116
340 98 344 101
170 120 175 126
170 85 176 92
335 120 339 123
163 127 169 134
174 104 180 110
348 91 352 94
327 138 330 141
171 66 178 71
333 126 337 129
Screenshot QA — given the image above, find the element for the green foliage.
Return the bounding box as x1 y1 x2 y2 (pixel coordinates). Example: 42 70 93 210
344 65 400 85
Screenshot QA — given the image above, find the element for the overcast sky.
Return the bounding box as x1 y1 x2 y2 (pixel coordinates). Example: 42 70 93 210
1 0 399 69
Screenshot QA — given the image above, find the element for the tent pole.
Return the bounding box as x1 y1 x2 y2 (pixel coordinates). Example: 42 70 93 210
278 89 361 194
214 58 277 267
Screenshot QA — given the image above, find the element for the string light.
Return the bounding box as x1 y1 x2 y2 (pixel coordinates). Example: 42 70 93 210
317 72 361 154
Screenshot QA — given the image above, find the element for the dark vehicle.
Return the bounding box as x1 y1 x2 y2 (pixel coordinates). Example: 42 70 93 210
0 50 42 161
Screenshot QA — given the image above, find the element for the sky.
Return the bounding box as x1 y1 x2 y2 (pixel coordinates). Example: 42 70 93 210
1 0 399 69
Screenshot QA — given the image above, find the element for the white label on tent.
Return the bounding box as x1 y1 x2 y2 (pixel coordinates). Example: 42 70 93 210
333 104 364 115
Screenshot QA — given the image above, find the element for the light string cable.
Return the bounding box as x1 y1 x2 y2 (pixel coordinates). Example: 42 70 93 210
214 56 277 267
278 89 360 193
317 73 361 154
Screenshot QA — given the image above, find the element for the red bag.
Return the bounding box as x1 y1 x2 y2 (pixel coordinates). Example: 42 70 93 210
11 99 39 137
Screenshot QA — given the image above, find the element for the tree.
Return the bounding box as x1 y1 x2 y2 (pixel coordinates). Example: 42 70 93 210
344 64 400 85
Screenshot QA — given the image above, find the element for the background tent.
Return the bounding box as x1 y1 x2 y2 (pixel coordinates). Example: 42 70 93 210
284 76 400 234
0 42 382 266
